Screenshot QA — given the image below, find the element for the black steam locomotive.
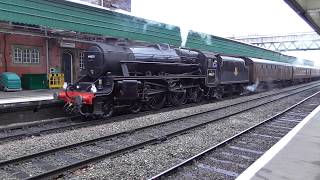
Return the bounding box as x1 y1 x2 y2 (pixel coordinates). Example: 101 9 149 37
55 42 320 117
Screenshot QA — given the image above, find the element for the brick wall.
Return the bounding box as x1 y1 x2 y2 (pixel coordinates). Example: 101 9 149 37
0 33 90 82
0 34 48 75
48 39 61 72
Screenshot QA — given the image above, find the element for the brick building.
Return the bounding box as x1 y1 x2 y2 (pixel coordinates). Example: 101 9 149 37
0 0 131 84
0 24 91 84
0 30 88 82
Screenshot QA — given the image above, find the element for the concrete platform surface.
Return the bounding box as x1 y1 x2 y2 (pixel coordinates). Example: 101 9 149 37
0 89 60 105
237 105 320 180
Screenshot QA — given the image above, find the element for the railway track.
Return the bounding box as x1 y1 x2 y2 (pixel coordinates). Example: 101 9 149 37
149 91 320 180
0 116 83 142
0 81 318 143
0 83 319 179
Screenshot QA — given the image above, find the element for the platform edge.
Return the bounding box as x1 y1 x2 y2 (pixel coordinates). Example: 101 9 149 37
236 104 320 180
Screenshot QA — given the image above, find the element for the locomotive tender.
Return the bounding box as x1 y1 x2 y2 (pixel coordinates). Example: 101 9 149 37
55 42 320 117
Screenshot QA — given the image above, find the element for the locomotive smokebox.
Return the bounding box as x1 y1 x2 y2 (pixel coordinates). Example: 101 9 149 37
84 43 133 78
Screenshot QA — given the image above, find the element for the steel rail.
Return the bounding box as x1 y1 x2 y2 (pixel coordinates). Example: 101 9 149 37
0 100 63 114
148 90 320 179
9 84 318 179
0 116 82 142
0 81 318 143
0 82 318 166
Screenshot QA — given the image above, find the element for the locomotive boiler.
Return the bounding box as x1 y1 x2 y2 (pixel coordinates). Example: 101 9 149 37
85 43 202 77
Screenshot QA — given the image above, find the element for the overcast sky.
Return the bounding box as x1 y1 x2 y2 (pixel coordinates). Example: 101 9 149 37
131 0 320 65
131 0 313 37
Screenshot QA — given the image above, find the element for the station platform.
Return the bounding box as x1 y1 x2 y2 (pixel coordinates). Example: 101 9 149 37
0 89 67 126
237 105 320 180
0 89 62 109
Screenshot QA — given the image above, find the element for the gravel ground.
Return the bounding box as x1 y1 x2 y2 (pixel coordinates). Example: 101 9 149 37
0 83 318 179
0 83 313 161
66 87 320 180
167 96 320 180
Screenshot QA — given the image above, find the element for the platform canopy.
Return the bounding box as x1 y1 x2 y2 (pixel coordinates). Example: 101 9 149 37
0 0 314 66
284 0 320 35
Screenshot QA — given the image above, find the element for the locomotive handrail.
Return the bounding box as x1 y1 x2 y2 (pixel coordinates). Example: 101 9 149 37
119 61 200 66
112 75 206 81
87 49 200 60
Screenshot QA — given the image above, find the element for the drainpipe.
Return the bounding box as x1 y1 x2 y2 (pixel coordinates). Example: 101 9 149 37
3 34 7 72
45 29 49 76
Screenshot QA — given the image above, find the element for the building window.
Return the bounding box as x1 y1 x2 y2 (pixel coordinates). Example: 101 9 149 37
79 51 84 70
23 49 31 63
13 48 23 63
31 49 40 63
13 46 40 64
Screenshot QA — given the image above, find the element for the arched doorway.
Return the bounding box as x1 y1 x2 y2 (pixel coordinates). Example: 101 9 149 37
62 52 73 84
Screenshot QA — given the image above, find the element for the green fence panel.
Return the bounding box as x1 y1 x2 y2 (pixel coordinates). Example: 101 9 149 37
21 74 48 90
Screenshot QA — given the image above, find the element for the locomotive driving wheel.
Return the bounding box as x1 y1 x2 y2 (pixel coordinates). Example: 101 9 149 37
213 87 223 100
189 87 204 103
147 93 166 110
102 102 114 118
168 90 186 106
129 101 142 114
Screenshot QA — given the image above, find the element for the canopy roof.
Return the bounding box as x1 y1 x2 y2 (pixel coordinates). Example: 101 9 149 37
0 0 313 66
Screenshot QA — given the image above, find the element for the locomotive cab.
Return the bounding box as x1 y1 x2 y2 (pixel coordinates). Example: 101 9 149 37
218 56 250 85
202 52 219 86
203 53 250 87
206 58 218 85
